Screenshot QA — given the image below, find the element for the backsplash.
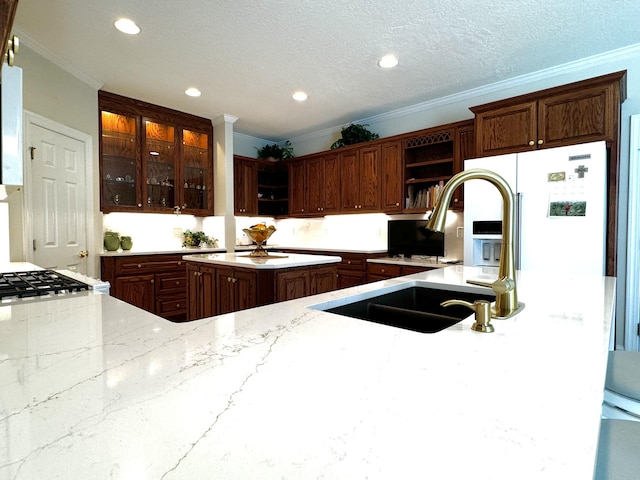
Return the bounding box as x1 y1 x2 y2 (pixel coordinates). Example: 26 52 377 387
102 211 464 261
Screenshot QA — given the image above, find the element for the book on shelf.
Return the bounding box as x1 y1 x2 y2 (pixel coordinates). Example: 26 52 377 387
407 180 445 210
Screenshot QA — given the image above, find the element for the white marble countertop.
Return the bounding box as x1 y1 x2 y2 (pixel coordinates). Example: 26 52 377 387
367 256 452 267
99 247 225 256
0 266 615 479
183 252 342 269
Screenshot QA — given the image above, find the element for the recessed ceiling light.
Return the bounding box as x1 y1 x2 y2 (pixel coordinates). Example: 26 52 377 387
378 54 399 69
185 87 202 97
292 91 308 102
114 18 140 35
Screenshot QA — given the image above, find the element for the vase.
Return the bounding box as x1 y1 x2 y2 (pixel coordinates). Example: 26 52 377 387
104 232 120 251
120 236 133 250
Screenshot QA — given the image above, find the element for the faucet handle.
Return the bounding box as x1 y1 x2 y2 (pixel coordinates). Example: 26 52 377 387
467 276 515 295
441 299 494 333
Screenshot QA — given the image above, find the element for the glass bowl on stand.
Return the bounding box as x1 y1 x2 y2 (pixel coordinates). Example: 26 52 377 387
242 225 276 257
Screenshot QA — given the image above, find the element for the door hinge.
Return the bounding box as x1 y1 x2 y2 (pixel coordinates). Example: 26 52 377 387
32 239 36 251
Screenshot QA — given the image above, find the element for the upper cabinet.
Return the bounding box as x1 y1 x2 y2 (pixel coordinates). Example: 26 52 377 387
234 155 289 217
306 152 340 215
403 120 472 212
340 144 381 213
234 155 258 215
380 140 403 213
99 91 213 215
471 71 626 157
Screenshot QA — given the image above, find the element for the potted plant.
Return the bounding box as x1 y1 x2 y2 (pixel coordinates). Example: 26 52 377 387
183 230 213 248
256 140 294 162
330 123 380 149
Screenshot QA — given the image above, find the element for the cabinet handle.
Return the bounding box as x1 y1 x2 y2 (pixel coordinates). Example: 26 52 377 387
138 203 142 208
396 202 400 206
537 139 544 145
227 277 231 282
137 264 142 268
232 278 238 283
528 140 535 146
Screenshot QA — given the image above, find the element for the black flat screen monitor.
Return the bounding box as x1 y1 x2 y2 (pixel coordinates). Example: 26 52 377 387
387 220 445 258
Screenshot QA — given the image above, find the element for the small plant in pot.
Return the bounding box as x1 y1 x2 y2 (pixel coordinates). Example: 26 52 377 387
182 230 211 248
256 140 294 162
330 123 380 149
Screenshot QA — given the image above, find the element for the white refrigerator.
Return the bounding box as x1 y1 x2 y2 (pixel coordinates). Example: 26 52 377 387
463 141 607 275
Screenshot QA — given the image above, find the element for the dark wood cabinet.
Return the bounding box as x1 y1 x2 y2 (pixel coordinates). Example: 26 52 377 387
101 253 188 321
288 160 307 216
276 269 310 301
187 263 216 320
311 265 338 294
306 152 341 215
380 140 403 213
257 161 289 216
98 91 213 215
403 120 472 212
471 71 625 156
215 267 258 315
233 156 258 215
367 262 441 282
340 144 381 212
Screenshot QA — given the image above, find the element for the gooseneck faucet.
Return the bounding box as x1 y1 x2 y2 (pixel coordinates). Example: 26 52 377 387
426 168 525 320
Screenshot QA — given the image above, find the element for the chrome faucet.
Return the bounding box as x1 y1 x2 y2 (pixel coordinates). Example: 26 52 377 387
426 168 525 325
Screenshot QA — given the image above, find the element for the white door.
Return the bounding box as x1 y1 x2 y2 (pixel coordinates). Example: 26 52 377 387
28 120 89 274
516 141 607 275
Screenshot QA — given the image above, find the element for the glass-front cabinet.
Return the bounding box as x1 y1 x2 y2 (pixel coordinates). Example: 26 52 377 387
144 119 177 211
100 111 139 210
181 128 211 214
99 91 214 215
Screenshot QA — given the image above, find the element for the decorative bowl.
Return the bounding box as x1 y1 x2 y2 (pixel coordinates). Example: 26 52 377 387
242 224 276 257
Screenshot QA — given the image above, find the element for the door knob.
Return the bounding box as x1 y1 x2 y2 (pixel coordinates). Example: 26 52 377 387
78 250 89 258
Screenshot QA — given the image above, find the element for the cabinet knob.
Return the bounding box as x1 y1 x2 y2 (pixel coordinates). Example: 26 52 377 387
396 202 399 206
381 268 385 273
138 203 142 207
150 279 154 284
137 264 142 268
528 140 535 146
227 277 232 282
176 281 180 285
537 139 544 145
176 303 180 308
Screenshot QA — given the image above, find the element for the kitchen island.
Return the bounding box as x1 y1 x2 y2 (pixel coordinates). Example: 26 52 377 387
0 266 615 479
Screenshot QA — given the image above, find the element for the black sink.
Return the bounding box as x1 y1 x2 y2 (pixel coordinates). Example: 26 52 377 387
323 286 495 334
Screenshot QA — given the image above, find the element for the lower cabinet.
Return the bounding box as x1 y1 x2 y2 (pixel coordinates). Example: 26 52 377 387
187 262 338 320
367 262 441 282
187 263 216 321
101 253 188 321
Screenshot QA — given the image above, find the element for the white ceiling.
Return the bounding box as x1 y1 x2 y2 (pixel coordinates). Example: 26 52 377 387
12 0 640 141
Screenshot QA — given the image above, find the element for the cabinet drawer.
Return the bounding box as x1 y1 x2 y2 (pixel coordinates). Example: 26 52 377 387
402 265 440 275
156 296 187 316
115 255 185 275
367 264 401 277
155 272 187 294
339 256 365 270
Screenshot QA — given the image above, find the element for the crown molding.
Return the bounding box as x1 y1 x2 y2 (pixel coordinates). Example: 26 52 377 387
289 43 640 145
12 27 104 90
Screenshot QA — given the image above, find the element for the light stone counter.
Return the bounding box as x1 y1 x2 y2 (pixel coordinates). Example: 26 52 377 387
0 266 615 479
183 252 342 269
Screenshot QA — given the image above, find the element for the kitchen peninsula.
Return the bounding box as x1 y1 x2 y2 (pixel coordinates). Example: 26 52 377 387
0 266 615 479
184 252 341 320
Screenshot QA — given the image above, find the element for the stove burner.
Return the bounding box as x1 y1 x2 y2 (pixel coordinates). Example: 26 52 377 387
0 270 90 299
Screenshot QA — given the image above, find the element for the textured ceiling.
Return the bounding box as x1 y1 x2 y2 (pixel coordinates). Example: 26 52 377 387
12 0 640 141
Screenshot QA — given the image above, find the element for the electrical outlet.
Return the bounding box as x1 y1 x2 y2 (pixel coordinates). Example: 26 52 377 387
457 227 464 238
173 228 183 237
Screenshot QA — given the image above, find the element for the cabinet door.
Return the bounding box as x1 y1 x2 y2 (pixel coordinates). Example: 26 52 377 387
234 270 257 311
338 270 365 289
340 149 360 211
288 160 307 216
114 274 155 311
100 111 140 211
276 269 310 302
143 118 179 212
359 145 381 211
215 267 235 315
306 156 324 214
323 153 341 214
310 265 337 295
380 140 403 212
234 157 257 215
182 128 213 215
474 101 537 156
538 83 616 149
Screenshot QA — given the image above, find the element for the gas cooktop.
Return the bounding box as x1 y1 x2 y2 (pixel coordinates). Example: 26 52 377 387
0 270 90 299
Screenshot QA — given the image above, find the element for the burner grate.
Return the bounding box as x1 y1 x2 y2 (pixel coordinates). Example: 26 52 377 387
0 270 90 299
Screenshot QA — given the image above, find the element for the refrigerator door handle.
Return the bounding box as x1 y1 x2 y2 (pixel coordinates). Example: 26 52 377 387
515 193 522 270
